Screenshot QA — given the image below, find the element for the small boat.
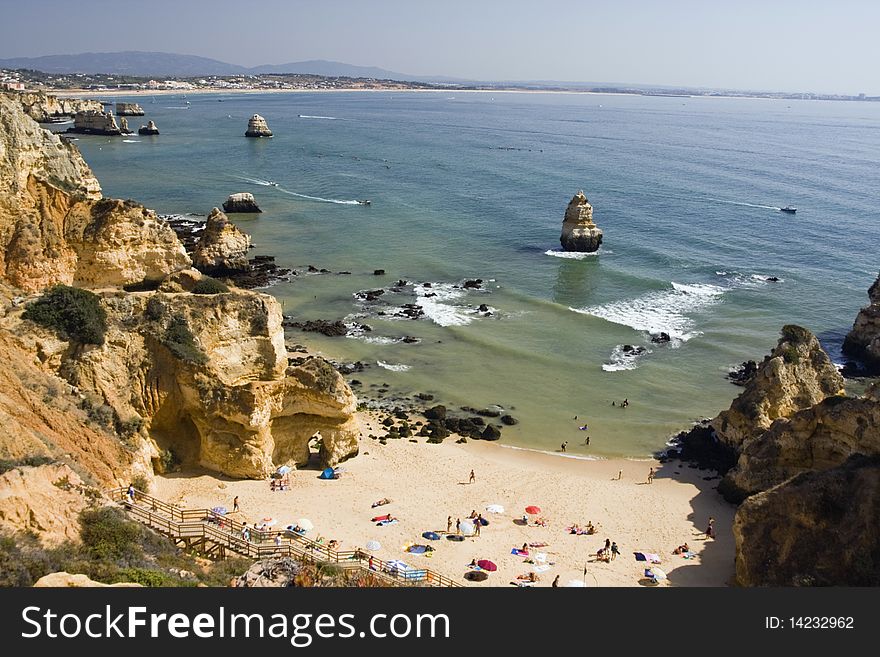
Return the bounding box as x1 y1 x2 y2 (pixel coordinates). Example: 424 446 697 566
780 206 797 214
357 199 371 206
267 181 278 187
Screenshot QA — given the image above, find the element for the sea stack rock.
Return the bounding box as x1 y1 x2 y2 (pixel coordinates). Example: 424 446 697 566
118 117 133 135
192 207 252 272
245 114 272 138
115 102 145 116
138 120 159 135
842 272 880 373
560 190 603 252
66 110 122 136
222 192 262 213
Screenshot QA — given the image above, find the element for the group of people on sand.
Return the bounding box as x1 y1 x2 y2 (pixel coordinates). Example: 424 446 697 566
596 538 620 562
568 521 597 535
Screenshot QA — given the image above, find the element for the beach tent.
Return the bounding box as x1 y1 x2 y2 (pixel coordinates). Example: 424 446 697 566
485 504 504 514
477 559 497 571
422 531 441 540
365 540 381 551
319 467 336 480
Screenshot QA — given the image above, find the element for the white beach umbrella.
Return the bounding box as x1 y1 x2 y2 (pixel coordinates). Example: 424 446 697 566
565 579 586 587
365 540 381 551
485 504 505 514
460 521 476 536
296 518 314 531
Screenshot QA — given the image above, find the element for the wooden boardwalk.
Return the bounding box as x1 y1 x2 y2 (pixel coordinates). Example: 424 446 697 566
110 488 460 587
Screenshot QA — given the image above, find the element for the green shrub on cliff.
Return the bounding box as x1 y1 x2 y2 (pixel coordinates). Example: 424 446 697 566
162 315 207 364
192 277 230 295
22 285 107 345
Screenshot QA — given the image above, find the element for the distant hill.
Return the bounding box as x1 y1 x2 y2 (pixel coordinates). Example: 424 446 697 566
0 51 468 83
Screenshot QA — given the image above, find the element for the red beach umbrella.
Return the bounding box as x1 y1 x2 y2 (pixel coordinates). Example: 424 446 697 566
477 560 497 571
525 505 541 515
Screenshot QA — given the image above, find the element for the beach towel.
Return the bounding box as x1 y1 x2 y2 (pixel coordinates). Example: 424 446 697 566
535 552 547 562
511 548 529 556
533 564 551 573
376 519 398 526
371 513 391 522
528 542 548 548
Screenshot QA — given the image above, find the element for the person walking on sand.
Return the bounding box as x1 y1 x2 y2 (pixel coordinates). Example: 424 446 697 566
456 518 461 535
469 469 475 484
706 516 715 539
474 519 481 536
447 515 452 533
233 495 240 513
552 575 559 587
647 467 655 484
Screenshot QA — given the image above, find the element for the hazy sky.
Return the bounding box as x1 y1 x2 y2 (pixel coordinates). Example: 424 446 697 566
2 0 878 93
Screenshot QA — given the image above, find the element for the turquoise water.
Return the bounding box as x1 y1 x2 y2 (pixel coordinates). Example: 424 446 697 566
69 91 879 458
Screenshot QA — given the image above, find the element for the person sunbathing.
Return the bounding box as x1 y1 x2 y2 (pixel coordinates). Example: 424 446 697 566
673 543 690 555
371 498 392 508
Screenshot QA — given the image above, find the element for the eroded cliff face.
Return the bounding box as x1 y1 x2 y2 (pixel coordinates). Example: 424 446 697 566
192 208 251 273
13 91 103 123
0 92 189 291
711 325 845 451
733 455 880 586
12 288 359 479
843 272 880 373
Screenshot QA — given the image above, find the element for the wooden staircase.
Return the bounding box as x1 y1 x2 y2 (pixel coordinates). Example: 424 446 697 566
110 488 460 587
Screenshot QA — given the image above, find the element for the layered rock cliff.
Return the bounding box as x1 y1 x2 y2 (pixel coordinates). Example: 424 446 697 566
560 190 602 252
0 92 189 291
842 272 880 374
711 325 845 451
193 207 251 272
13 91 103 123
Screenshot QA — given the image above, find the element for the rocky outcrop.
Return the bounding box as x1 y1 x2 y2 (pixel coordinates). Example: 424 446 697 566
67 110 123 136
193 208 251 273
721 395 880 502
0 93 190 291
13 91 102 123
842 272 880 373
115 102 145 116
34 572 143 587
245 114 272 138
560 190 602 252
16 289 360 478
222 192 262 213
138 120 159 135
711 325 845 451
733 455 880 586
119 117 133 135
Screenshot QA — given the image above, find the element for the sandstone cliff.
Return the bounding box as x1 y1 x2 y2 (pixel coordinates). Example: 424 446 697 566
842 272 880 373
193 207 251 272
0 92 190 291
560 190 602 252
711 325 844 450
13 91 103 123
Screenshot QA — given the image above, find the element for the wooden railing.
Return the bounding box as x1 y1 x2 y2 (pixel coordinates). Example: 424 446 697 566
109 488 461 587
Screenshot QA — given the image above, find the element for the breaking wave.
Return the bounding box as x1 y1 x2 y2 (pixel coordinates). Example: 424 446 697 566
415 283 474 327
602 344 652 372
377 361 411 372
544 249 609 259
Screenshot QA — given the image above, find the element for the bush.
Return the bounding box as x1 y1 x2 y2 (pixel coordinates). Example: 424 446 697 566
191 277 229 295
130 474 151 494
79 507 146 564
22 285 107 345
117 416 145 438
144 296 165 321
0 455 56 475
162 315 207 364
155 448 180 474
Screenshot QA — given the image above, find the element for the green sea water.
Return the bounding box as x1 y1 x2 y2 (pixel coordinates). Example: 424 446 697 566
67 90 879 458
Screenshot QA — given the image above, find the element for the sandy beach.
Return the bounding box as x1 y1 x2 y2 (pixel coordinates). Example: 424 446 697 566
155 412 735 587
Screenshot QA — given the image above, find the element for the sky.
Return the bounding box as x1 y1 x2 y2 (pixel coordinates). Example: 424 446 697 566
2 0 879 94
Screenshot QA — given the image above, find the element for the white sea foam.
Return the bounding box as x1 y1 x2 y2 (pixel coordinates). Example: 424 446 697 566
544 249 609 259
298 115 338 120
708 197 780 211
122 139 141 143
497 444 606 461
377 361 411 372
602 344 652 372
277 188 360 205
572 282 725 342
415 283 474 327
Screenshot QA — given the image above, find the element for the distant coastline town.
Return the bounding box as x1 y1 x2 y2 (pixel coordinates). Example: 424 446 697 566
2 67 878 102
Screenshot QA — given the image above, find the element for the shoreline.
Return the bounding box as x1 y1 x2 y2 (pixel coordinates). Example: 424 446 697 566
154 410 736 587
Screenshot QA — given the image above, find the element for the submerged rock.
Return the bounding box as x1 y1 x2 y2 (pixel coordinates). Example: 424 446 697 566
245 113 272 138
560 190 603 252
222 192 262 213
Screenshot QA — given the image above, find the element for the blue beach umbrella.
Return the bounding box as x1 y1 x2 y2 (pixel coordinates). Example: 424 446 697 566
422 531 441 540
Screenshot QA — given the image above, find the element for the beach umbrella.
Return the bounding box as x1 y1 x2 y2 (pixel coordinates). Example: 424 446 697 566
211 506 227 515
276 465 292 475
485 504 504 514
460 521 476 536
409 545 427 554
296 518 314 531
477 559 497 571
422 531 441 540
565 579 586 587
525 505 541 515
261 517 277 527
365 540 381 551
464 571 488 582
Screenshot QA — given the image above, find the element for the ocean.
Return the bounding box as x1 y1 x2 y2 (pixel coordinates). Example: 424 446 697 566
68 90 880 458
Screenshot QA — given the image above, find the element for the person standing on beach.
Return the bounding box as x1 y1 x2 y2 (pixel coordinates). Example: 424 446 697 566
552 575 559 587
647 467 655 484
561 441 568 453
469 469 475 484
456 518 461 535
474 519 481 536
611 541 620 560
616 470 622 480
706 517 715 539
447 515 452 533
233 495 240 513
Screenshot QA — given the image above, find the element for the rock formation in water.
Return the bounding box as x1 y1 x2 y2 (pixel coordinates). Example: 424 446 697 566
192 208 251 272
245 114 273 137
138 120 159 135
222 192 262 213
0 93 189 291
560 190 603 252
842 272 880 374
12 90 103 123
733 454 880 586
118 117 133 135
710 325 845 451
115 102 145 116
66 109 124 136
